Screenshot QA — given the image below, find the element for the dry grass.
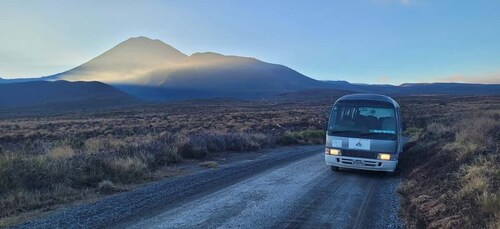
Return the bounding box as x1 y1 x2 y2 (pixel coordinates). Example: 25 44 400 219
398 96 500 229
0 99 331 224
47 145 75 159
279 130 325 145
97 180 128 194
198 161 219 169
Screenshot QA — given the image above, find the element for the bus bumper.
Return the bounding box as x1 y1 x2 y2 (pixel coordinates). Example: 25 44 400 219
325 155 397 172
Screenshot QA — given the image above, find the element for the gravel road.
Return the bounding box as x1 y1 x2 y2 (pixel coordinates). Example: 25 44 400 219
17 145 402 229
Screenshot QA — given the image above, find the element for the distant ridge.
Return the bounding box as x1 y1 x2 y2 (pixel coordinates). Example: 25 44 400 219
0 80 136 110
1 36 499 101
324 81 500 95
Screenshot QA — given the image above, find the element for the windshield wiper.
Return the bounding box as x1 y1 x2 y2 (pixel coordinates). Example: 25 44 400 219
360 132 395 136
359 132 381 136
359 132 397 139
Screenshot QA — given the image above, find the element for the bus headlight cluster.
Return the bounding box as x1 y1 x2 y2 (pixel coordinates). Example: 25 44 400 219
378 153 391 160
325 148 341 156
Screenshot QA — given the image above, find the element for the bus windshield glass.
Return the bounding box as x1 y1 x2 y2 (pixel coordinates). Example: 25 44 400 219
327 100 397 140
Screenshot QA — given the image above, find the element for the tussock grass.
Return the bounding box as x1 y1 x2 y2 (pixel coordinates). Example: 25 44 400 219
278 130 325 145
98 180 127 194
47 145 75 159
0 99 329 224
177 132 273 159
398 96 500 229
198 161 219 169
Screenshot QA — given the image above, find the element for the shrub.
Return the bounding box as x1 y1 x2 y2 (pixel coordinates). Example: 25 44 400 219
98 180 127 194
198 161 219 169
176 132 273 159
108 157 147 183
47 145 75 159
278 130 325 145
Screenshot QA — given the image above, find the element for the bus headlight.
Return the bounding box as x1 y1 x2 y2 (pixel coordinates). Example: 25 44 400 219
378 153 391 160
325 148 341 156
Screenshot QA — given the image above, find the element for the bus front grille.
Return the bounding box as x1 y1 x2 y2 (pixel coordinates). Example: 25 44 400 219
341 150 378 159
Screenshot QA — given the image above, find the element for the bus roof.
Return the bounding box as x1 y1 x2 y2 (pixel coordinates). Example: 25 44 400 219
336 94 400 108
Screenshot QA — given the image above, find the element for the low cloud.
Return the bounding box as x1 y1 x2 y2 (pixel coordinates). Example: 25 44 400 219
433 73 500 84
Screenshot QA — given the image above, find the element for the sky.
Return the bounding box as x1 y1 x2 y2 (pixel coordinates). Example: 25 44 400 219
0 0 499 85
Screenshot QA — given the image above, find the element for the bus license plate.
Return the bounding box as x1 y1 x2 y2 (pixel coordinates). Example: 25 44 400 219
353 160 364 166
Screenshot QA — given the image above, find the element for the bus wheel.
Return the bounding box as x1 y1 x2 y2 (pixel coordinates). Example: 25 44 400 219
386 167 400 176
331 166 340 172
386 171 397 176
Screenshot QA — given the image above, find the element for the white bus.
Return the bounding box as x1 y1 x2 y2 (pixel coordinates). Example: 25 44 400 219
325 94 409 174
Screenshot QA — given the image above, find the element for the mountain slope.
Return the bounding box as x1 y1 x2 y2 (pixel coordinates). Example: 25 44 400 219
146 52 325 91
0 81 136 109
48 37 326 100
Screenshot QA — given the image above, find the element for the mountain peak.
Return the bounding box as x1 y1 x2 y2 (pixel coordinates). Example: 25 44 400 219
116 36 184 54
129 36 156 40
52 36 188 83
101 36 188 63
123 36 162 44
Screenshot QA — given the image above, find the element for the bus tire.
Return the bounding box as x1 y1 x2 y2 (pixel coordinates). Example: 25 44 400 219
386 167 400 176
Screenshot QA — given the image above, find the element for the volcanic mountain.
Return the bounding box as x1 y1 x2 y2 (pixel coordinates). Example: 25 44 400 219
48 37 325 100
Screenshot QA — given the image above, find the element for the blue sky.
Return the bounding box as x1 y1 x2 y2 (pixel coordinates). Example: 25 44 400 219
1 0 499 84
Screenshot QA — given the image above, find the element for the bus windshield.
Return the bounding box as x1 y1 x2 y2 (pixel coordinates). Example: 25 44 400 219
327 100 397 140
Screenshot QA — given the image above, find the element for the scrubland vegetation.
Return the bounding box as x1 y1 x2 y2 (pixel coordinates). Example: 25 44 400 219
0 99 328 224
398 96 500 229
1 95 499 227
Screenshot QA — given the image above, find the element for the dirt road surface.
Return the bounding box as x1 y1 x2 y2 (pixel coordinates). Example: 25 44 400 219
18 145 402 229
